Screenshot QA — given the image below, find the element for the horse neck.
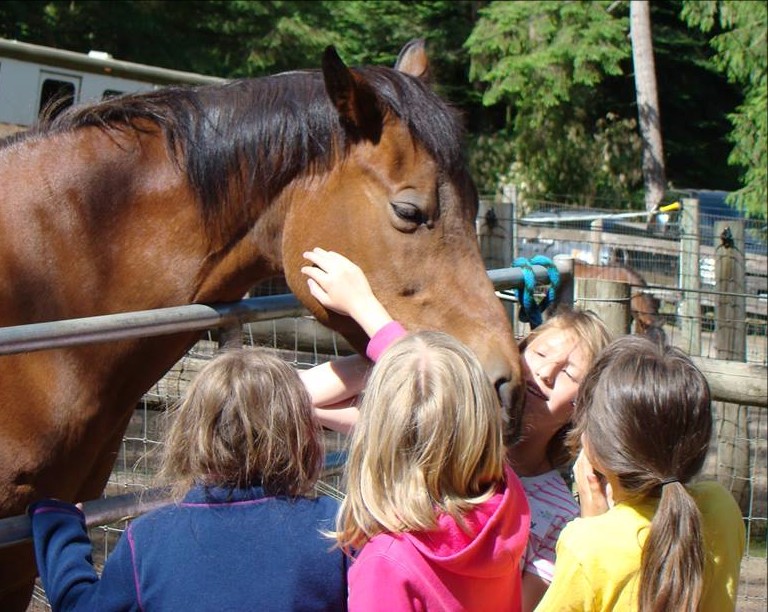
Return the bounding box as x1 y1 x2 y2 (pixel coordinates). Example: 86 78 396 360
190 186 298 303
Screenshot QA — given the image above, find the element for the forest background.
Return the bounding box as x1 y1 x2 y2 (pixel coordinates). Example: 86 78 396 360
1 0 765 217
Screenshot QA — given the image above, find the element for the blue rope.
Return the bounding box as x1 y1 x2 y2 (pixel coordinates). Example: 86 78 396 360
512 256 560 328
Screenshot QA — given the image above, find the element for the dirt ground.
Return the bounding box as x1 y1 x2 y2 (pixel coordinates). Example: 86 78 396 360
740 554 768 611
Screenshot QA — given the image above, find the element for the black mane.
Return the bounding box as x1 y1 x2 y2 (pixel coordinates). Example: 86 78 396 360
6 66 466 239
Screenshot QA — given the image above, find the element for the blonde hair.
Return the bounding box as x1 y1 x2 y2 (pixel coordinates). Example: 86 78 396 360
569 336 712 612
518 307 613 468
518 307 612 373
158 347 323 499
335 331 506 551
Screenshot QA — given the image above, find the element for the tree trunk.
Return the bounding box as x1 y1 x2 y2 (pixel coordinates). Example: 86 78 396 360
630 1 666 214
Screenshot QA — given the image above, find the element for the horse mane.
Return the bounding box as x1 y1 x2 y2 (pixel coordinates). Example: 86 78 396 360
5 67 466 241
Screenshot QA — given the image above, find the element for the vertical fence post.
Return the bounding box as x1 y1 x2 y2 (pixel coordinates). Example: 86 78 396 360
715 220 747 359
590 218 604 265
506 183 518 263
679 198 701 356
714 219 750 512
554 255 575 308
575 278 631 337
478 198 504 269
502 185 519 326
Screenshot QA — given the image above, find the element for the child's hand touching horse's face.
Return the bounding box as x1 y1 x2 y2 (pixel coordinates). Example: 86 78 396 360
301 248 393 338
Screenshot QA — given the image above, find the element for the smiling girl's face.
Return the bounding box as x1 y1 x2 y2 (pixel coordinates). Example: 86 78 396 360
522 328 589 434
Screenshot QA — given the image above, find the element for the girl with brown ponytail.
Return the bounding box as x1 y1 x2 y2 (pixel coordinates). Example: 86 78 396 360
537 335 745 612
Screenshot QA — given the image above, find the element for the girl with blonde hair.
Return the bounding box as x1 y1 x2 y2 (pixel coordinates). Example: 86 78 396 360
537 335 745 611
29 348 348 611
336 331 530 610
511 308 612 610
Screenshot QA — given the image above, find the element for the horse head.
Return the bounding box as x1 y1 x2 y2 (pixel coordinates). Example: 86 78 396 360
281 40 523 436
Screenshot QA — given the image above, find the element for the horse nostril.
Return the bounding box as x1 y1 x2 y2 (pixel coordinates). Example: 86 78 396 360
496 379 524 446
483 351 524 446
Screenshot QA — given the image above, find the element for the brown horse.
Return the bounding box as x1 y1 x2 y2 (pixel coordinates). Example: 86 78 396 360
574 261 666 343
0 40 521 609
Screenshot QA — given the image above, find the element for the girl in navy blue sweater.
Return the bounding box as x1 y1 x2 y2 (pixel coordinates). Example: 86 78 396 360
29 348 347 611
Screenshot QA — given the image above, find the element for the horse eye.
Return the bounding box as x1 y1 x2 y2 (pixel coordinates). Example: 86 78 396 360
391 201 427 225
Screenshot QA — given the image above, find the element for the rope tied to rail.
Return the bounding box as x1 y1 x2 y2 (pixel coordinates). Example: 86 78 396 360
513 256 560 329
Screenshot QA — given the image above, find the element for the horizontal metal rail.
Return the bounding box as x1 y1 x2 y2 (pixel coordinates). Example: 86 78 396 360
0 262 573 356
0 488 173 551
0 295 306 356
1 452 351 550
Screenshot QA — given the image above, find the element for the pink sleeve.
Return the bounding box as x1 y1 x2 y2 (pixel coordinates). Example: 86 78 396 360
365 321 407 362
348 552 421 611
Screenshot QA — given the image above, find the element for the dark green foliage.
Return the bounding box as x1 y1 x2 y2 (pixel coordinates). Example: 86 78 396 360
681 0 767 217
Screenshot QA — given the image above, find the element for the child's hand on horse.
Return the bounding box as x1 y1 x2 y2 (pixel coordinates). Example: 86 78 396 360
301 248 393 338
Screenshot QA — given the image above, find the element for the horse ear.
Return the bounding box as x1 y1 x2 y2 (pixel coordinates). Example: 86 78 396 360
394 38 431 82
322 46 382 140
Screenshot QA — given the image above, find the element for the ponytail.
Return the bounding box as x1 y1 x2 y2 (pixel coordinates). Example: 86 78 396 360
571 336 715 611
638 481 705 612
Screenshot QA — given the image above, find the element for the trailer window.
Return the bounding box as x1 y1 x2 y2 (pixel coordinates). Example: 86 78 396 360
39 79 75 119
102 89 125 99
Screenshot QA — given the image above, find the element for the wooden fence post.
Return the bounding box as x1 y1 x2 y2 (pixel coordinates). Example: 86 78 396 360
477 197 513 271
715 220 747 359
713 219 750 512
575 278 631 337
590 218 604 265
554 255 575 308
478 193 516 324
679 198 701 356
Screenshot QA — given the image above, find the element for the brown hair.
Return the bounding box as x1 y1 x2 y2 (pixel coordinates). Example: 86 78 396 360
158 347 323 499
569 335 712 612
519 307 612 468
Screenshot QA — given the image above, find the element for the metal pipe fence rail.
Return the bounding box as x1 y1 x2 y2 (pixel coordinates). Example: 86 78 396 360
0 261 573 356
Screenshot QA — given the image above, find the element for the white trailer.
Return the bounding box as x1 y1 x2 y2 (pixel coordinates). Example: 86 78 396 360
0 38 224 128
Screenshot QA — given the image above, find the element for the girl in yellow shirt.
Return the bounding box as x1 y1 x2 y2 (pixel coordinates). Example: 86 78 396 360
537 336 745 612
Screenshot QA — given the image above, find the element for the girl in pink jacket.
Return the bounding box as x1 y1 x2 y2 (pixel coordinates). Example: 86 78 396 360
333 330 530 611
301 247 530 610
